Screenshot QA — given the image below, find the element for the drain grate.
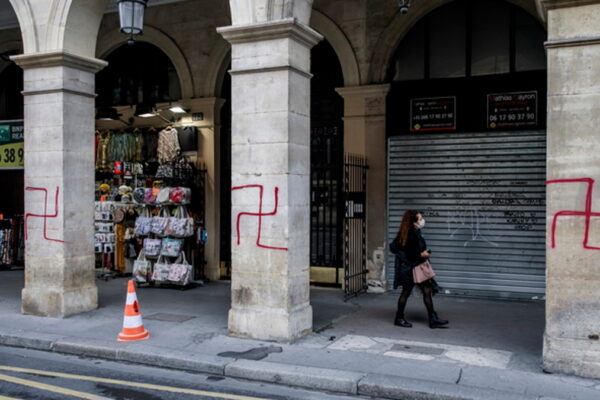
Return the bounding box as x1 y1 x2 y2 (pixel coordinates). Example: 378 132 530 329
390 344 444 356
144 313 195 323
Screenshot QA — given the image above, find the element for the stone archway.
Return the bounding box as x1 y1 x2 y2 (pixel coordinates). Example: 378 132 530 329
96 24 194 100
7 0 109 317
310 10 360 87
367 0 543 84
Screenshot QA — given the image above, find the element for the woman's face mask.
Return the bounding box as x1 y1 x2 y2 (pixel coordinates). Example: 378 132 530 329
415 214 425 229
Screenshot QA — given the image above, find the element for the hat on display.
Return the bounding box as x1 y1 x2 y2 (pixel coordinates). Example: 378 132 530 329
118 185 133 196
99 184 111 194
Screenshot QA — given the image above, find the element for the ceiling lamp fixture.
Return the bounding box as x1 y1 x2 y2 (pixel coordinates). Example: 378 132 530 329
399 0 413 14
117 0 148 45
169 106 190 114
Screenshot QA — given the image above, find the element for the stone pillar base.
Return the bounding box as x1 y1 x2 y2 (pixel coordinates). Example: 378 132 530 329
543 334 600 379
21 285 98 318
228 304 313 343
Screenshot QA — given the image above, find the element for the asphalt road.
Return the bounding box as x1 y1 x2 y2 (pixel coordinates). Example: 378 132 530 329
0 346 368 400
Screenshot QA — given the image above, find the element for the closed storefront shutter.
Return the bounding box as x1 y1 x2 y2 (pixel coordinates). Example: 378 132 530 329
386 131 546 300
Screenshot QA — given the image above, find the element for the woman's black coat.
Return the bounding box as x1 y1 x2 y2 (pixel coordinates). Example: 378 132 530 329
392 228 427 289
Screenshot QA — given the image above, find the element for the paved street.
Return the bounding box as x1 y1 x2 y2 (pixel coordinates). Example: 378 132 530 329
0 346 366 400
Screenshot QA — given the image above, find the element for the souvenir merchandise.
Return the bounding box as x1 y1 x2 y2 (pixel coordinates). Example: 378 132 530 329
143 238 162 258
144 187 157 204
167 252 193 286
166 206 194 238
156 163 174 178
134 207 152 236
0 217 24 266
94 125 205 287
157 126 181 164
150 207 171 236
161 237 184 257
173 154 195 180
157 187 172 204
169 187 192 204
175 126 198 152
133 187 146 204
133 250 151 283
152 256 171 282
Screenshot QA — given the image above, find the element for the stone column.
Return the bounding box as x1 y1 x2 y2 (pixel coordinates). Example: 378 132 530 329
177 97 225 282
218 19 322 342
335 85 390 289
12 51 106 318
543 0 600 378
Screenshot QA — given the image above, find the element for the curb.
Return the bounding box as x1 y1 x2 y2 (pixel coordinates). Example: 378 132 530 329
0 331 545 400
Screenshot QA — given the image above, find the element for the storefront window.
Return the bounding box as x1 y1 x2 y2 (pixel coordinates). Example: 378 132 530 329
471 0 510 76
96 42 181 108
515 11 546 72
389 0 546 81
391 22 425 81
429 1 466 79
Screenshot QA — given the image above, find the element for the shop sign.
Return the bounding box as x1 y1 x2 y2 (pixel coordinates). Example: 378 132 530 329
487 91 537 129
410 97 456 132
0 120 24 169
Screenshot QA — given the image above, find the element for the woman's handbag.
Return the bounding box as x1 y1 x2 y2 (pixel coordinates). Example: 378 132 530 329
166 206 194 238
133 250 151 283
150 207 171 236
161 237 184 257
134 207 152 236
152 256 171 282
143 238 162 258
412 260 436 283
167 252 192 285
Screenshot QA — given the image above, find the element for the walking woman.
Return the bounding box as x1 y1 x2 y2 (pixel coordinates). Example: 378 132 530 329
391 210 448 329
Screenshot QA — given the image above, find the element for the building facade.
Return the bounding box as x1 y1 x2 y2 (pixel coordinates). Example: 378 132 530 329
0 0 599 378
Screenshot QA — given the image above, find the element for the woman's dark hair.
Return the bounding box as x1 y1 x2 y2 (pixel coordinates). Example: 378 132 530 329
396 210 421 246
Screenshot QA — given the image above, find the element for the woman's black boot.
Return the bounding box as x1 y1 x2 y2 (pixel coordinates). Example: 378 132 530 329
428 312 448 328
394 312 413 328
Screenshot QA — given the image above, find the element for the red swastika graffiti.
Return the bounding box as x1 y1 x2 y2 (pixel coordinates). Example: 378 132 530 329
231 184 288 251
24 186 64 243
546 178 600 250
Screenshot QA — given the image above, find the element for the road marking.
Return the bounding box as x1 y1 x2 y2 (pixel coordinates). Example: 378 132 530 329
0 366 270 400
0 396 23 400
0 373 111 400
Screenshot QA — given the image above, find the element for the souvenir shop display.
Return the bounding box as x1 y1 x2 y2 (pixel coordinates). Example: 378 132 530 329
0 216 24 268
94 123 206 286
133 199 196 288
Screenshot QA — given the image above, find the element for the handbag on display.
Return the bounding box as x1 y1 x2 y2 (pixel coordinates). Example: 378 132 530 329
150 207 171 236
134 207 152 236
169 187 192 204
152 256 171 282
167 252 192 285
161 237 184 257
412 260 436 284
166 206 194 238
143 238 162 258
133 250 151 283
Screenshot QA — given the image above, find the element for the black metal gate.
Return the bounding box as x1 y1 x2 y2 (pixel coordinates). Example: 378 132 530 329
310 126 344 283
343 154 368 299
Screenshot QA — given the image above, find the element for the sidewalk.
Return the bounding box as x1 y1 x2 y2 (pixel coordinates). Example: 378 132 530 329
1 269 599 399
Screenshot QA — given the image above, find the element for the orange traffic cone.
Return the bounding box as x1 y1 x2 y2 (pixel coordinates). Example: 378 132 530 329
118 280 150 341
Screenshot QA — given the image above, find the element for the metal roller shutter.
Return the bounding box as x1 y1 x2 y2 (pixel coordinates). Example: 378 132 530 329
386 131 546 300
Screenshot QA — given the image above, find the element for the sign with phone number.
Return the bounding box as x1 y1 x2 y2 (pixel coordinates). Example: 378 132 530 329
0 120 24 169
